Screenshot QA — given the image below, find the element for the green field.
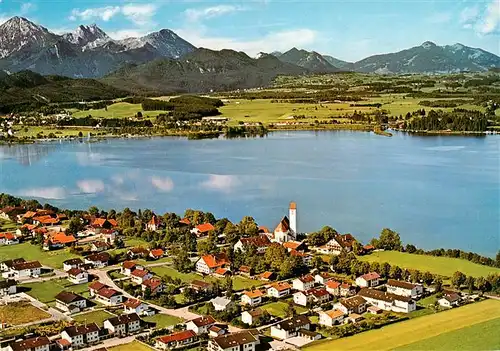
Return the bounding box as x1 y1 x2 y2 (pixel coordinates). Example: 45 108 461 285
0 242 80 269
0 219 18 231
71 102 165 119
304 299 500 351
358 251 500 278
142 313 183 328
110 341 154 351
13 126 100 139
72 310 115 326
396 317 500 350
0 301 51 325
22 279 90 304
261 301 308 318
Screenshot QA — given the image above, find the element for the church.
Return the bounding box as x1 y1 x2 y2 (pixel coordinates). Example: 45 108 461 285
271 202 297 243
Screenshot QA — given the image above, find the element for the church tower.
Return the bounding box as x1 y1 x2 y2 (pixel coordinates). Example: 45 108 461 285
289 202 297 236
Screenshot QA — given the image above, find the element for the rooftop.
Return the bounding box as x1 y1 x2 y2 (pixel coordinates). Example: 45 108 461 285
212 331 257 349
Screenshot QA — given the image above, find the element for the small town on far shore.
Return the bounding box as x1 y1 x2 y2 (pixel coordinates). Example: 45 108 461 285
0 195 499 351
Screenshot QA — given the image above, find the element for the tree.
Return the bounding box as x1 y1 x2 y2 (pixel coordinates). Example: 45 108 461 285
66 216 84 235
374 228 402 251
389 265 402 279
143 287 152 300
224 277 233 298
380 262 391 278
238 216 258 236
264 244 288 271
496 250 500 268
422 271 434 286
465 276 475 293
475 276 489 292
182 287 197 303
88 206 99 216
307 226 338 247
285 301 297 318
174 249 192 273
451 271 466 289
435 278 443 292
405 244 417 253
352 241 363 255
311 256 324 270
223 222 240 245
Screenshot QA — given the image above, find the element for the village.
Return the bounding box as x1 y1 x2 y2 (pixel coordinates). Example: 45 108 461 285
0 200 494 351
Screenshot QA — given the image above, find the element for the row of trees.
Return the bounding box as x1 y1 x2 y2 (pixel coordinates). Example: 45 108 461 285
406 109 489 132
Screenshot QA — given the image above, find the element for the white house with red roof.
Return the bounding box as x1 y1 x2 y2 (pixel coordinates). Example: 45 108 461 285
195 253 230 275
0 232 19 245
190 223 215 237
95 287 123 305
131 269 153 284
292 275 315 291
121 261 143 276
267 282 291 298
241 290 265 306
356 272 381 288
186 315 216 334
123 298 151 316
293 288 330 306
155 330 198 350
67 268 89 284
142 278 164 296
234 235 272 254
146 214 162 231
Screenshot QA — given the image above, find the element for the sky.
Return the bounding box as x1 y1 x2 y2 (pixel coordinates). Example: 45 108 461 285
0 0 499 61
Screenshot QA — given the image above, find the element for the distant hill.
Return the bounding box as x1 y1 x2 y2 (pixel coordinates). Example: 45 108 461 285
273 48 339 73
323 55 355 71
354 41 500 73
102 48 309 94
0 70 127 112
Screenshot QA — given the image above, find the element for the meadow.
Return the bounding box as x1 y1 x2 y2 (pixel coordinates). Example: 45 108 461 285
260 300 308 318
21 279 90 304
0 242 79 269
0 301 50 325
357 251 500 278
71 102 165 119
72 310 116 326
304 299 500 351
142 313 183 328
110 341 154 351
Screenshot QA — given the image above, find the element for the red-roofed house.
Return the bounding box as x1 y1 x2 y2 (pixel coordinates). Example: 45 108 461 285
179 218 191 226
95 287 123 305
123 298 152 316
356 272 381 288
241 290 265 306
149 249 164 260
0 232 19 245
155 330 198 350
195 253 231 275
190 223 215 237
142 278 164 296
146 214 162 232
325 280 341 296
293 288 330 306
293 275 315 291
233 235 272 254
131 269 153 284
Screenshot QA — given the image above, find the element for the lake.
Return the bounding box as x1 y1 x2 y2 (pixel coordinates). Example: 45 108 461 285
0 131 498 256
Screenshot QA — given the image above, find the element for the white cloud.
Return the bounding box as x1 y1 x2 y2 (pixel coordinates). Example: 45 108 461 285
201 174 239 193
20 187 66 200
121 4 157 26
77 179 105 194
70 6 120 22
150 176 174 192
185 5 246 22
107 29 149 40
460 1 500 35
175 28 318 57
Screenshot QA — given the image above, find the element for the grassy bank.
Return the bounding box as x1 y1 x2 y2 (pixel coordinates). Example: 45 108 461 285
358 251 500 278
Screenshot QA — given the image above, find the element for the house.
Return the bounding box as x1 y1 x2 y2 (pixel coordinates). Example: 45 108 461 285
127 247 150 259
123 298 152 316
121 261 143 276
61 323 100 348
335 296 367 315
290 249 312 266
367 305 383 314
63 258 84 272
214 267 231 277
91 218 117 231
104 313 143 336
0 206 25 221
293 288 330 307
0 279 16 296
190 223 215 237
142 278 164 296
318 309 345 327
190 280 213 294
90 241 110 252
272 216 292 243
55 291 87 313
11 260 42 278
297 329 322 342
7 336 51 351
241 290 265 306
283 240 306 252
95 287 123 305
233 235 272 254
149 248 164 260
315 234 355 255
340 283 356 297
358 288 416 313
146 214 162 231
155 330 198 350
438 292 461 308
293 275 315 291
186 315 216 334
267 282 291 298
43 233 75 250
386 279 424 299
347 313 364 323
241 308 265 326
238 266 253 277
355 272 381 288
1 258 25 272
0 232 19 245
179 218 191 226
85 252 110 268
325 280 341 296
210 296 234 311
258 271 275 281
131 269 153 284
88 281 106 297
195 253 230 275
67 268 89 284
270 315 311 340
315 272 334 285
209 331 258 351
209 325 228 338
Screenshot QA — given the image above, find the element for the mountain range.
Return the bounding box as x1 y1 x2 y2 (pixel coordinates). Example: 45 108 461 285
0 16 498 85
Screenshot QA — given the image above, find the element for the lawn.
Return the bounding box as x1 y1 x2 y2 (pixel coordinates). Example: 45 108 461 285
0 219 17 231
110 341 155 351
0 242 80 269
71 102 165 119
142 313 183 328
358 251 500 278
0 301 51 325
396 317 500 350
72 310 115 326
22 279 90 304
303 299 500 351
261 301 308 318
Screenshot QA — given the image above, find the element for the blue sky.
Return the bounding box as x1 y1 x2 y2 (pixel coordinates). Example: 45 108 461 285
0 0 498 61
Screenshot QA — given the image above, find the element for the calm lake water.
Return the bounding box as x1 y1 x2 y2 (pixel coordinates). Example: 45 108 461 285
0 131 498 256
